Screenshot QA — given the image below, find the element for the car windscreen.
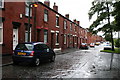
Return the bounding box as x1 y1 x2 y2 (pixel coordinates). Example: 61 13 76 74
15 43 34 51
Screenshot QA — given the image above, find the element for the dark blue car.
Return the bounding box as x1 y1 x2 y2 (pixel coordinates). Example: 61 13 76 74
12 42 56 66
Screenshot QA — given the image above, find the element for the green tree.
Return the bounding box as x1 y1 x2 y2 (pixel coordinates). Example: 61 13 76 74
104 33 112 42
88 0 115 51
112 1 120 31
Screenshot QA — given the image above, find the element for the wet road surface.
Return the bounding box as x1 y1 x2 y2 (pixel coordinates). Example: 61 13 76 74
2 44 120 78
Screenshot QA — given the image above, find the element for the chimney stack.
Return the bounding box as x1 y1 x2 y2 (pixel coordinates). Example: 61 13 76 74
53 2 58 12
44 0 50 7
74 19 76 23
77 21 80 26
65 14 69 19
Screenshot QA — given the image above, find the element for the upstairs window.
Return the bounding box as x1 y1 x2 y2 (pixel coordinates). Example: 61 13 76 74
25 2 32 17
64 21 67 29
56 16 59 26
0 0 4 8
70 23 72 31
44 9 48 22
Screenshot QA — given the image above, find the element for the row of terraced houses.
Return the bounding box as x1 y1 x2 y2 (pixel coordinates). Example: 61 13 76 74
0 0 104 55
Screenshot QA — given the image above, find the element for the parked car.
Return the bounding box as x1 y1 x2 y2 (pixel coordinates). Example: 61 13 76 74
90 43 95 47
95 42 100 45
104 44 112 50
80 43 89 49
12 42 56 66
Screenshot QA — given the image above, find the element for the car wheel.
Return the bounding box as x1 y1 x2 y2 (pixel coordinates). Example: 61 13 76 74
50 55 55 62
34 58 40 66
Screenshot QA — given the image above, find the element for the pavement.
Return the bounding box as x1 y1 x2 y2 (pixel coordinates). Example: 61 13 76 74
0 48 79 67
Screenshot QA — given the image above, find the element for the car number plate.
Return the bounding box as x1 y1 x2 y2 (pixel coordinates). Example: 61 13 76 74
18 52 26 55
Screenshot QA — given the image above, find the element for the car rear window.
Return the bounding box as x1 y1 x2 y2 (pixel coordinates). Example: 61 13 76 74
15 43 34 51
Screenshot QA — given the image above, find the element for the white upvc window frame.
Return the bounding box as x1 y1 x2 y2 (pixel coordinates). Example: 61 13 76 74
0 22 3 44
55 31 59 45
25 27 31 42
64 20 67 29
56 14 59 28
25 2 32 17
70 23 72 31
0 0 4 8
44 30 48 44
64 34 67 44
44 9 48 22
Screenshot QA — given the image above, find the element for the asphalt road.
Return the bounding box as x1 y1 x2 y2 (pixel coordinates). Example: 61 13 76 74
2 44 120 78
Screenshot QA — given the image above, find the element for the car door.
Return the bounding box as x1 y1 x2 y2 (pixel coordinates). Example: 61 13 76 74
40 44 51 58
34 44 42 58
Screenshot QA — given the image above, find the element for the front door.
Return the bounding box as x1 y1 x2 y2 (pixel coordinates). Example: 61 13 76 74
51 33 54 49
13 29 18 50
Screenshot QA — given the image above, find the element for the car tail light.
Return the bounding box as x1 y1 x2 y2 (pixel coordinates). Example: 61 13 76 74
29 51 34 56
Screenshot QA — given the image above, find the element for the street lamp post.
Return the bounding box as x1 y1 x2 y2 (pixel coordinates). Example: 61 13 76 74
27 2 31 42
27 2 38 42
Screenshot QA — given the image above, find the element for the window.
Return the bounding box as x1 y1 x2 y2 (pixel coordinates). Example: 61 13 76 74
64 34 66 44
41 44 49 49
25 2 32 17
25 26 31 42
56 32 59 45
44 9 48 22
64 21 67 29
56 16 59 26
0 0 4 8
44 30 48 43
0 22 3 44
70 23 72 31
15 43 33 51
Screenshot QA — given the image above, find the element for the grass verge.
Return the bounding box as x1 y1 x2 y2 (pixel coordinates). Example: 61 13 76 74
100 48 120 54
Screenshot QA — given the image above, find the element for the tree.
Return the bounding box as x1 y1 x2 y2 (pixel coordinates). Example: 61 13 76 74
104 33 112 42
112 1 120 31
88 0 115 51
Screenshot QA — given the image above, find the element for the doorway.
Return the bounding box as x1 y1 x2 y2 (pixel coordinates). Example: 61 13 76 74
13 29 18 50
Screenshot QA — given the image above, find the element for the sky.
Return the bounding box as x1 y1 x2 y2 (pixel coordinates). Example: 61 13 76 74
40 0 93 28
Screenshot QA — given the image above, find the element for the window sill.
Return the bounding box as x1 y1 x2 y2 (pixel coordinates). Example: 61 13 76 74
56 26 59 28
44 21 48 24
25 15 32 19
0 43 5 46
64 43 66 45
0 8 5 10
55 43 59 45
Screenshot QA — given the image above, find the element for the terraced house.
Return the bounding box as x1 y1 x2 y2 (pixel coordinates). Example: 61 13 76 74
0 0 103 55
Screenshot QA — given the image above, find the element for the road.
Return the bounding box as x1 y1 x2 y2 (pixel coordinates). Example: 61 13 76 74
2 43 120 78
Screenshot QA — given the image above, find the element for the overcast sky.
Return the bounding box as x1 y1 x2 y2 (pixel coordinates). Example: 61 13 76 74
40 0 94 28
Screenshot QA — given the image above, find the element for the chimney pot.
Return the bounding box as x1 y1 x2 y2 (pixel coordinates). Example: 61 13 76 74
77 21 80 26
44 0 50 7
65 14 69 19
74 19 76 23
53 2 58 12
